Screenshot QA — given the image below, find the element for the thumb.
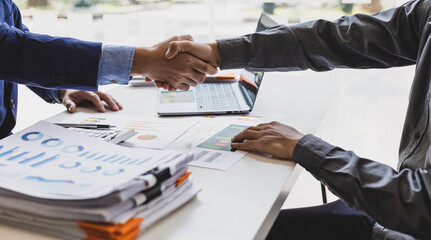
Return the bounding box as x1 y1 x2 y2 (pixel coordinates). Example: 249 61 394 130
63 99 76 113
165 41 180 59
165 41 193 59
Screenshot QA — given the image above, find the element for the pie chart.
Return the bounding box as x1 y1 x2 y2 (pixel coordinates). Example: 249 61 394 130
137 134 157 141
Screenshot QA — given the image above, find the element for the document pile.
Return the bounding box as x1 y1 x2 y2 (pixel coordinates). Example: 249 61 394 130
0 121 199 239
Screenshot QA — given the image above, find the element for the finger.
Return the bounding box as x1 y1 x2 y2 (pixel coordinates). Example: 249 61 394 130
112 97 123 110
246 126 262 131
177 34 193 41
162 82 170 90
165 41 194 59
168 35 194 43
258 121 279 127
191 59 218 75
63 98 76 113
232 129 261 142
231 140 260 152
154 81 164 88
174 82 190 91
86 92 105 112
144 76 153 82
165 41 180 59
96 92 120 111
174 76 199 88
159 82 176 91
188 71 206 85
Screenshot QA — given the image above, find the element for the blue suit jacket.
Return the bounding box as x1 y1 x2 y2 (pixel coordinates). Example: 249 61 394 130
0 0 102 138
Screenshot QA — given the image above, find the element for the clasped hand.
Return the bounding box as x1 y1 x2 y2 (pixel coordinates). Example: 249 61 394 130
132 35 219 91
138 36 221 91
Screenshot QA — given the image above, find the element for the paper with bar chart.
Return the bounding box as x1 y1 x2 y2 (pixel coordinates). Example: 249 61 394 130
0 121 175 200
60 113 198 149
168 112 286 170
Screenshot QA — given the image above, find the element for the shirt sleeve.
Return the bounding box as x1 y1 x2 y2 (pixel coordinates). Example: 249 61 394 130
97 45 135 86
216 0 430 72
293 134 431 239
27 87 61 104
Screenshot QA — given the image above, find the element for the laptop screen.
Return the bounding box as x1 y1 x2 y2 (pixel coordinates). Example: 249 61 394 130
240 13 279 110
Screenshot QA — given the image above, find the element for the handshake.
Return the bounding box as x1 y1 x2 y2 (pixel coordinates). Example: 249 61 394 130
131 35 222 91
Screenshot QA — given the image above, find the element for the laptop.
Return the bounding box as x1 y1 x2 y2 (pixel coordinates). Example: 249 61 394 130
157 13 279 116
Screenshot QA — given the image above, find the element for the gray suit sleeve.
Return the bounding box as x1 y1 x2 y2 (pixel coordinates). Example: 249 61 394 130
294 134 431 239
217 0 430 71
216 0 431 238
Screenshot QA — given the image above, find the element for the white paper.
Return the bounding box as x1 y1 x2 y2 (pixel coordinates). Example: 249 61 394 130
60 113 198 149
169 112 286 170
0 121 177 200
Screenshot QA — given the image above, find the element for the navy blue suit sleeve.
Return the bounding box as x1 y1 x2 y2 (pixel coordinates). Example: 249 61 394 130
0 20 101 90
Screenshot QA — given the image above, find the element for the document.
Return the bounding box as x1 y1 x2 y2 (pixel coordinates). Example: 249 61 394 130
60 112 198 149
0 121 181 199
168 112 286 170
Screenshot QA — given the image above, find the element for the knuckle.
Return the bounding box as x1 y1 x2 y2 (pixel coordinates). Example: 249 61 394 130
170 41 178 48
193 76 204 83
184 55 193 64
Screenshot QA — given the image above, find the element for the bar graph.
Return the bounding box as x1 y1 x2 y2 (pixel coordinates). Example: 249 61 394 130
198 125 247 151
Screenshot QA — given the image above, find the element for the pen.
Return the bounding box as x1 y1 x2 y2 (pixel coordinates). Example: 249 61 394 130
55 123 115 129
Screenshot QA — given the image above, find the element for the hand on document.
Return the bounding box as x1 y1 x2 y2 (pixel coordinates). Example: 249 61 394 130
231 121 305 160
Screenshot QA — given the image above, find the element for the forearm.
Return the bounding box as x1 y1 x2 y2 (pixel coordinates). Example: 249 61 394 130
0 23 101 90
217 0 428 71
294 134 431 239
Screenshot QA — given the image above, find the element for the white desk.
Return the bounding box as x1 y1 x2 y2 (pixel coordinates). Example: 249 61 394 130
0 71 345 240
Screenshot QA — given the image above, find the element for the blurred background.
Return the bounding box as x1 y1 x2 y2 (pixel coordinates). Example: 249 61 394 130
14 0 415 209
14 0 408 46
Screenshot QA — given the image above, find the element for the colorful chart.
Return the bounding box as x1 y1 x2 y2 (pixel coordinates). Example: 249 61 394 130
137 134 157 141
124 121 166 132
80 117 106 124
197 124 248 151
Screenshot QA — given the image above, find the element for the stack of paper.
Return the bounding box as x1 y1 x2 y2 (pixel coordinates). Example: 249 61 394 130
0 121 200 239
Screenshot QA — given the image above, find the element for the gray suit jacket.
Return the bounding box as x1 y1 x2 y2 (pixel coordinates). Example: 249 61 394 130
217 0 431 239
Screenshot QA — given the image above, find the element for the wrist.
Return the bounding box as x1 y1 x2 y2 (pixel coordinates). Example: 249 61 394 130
209 42 221 68
58 89 66 102
131 47 150 75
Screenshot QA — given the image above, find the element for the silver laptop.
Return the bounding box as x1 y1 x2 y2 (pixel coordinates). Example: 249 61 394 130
157 13 279 116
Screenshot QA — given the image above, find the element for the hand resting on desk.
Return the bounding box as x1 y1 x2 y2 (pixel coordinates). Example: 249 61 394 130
231 121 304 160
59 90 123 113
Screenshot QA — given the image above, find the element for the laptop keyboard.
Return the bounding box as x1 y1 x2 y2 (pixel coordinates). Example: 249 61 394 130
195 83 241 111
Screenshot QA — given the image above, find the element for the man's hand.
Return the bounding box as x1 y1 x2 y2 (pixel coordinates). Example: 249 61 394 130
155 41 222 91
165 41 221 68
58 90 123 113
231 121 305 160
131 35 218 91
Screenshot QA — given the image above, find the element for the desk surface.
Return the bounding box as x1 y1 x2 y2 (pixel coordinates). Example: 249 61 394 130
0 71 344 240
